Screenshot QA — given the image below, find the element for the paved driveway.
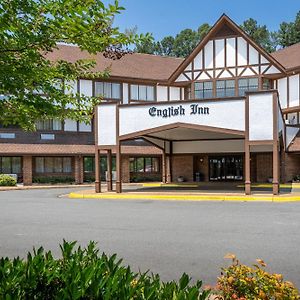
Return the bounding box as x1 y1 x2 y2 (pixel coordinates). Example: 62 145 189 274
0 188 299 288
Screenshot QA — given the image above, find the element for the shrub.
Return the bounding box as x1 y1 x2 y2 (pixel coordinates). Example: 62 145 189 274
216 254 300 300
32 176 75 184
0 174 17 186
0 241 211 299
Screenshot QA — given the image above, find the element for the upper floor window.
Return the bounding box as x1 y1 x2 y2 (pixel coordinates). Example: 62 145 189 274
130 85 155 101
262 78 272 90
194 81 213 99
36 119 62 131
238 78 259 96
95 82 121 99
216 80 235 98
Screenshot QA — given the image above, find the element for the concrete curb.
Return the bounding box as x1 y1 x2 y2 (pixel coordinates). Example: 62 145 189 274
0 184 94 191
68 192 300 202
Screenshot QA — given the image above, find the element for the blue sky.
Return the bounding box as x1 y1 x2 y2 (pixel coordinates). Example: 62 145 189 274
109 0 300 40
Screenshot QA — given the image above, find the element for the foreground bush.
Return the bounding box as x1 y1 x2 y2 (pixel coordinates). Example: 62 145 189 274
216 254 300 299
0 241 210 299
0 174 17 186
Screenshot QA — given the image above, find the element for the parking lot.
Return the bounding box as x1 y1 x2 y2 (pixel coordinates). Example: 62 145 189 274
0 187 299 288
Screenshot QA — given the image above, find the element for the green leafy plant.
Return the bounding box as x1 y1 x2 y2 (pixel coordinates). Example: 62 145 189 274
0 241 211 299
215 253 300 300
0 174 17 186
32 176 74 184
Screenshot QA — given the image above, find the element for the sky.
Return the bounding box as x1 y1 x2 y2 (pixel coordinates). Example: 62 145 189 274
108 0 300 40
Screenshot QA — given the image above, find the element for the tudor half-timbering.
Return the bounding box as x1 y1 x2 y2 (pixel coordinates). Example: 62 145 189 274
1 14 300 193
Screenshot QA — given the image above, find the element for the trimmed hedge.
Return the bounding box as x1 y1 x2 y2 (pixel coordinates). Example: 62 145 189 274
0 241 211 299
0 174 17 186
32 176 74 184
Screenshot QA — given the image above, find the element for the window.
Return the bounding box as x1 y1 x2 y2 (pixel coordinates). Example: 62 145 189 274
130 85 155 101
216 80 235 97
84 157 95 173
35 157 72 173
40 134 55 140
130 157 160 173
194 81 213 99
238 78 259 96
95 82 121 99
0 157 21 174
36 119 62 131
262 78 272 90
0 133 15 139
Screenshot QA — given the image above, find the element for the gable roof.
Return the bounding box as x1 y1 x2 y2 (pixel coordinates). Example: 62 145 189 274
271 43 300 72
46 44 184 82
168 14 286 82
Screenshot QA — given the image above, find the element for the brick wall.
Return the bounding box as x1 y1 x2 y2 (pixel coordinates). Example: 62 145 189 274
74 156 83 184
256 153 273 182
172 155 193 182
121 155 130 183
283 153 300 182
23 156 32 185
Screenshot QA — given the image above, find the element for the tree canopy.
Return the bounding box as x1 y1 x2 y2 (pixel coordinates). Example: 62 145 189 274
0 0 148 130
135 12 300 57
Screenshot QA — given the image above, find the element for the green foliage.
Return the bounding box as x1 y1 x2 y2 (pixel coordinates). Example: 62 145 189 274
0 240 211 299
0 174 17 186
32 176 74 184
216 254 300 300
240 18 278 52
277 11 300 48
0 0 149 130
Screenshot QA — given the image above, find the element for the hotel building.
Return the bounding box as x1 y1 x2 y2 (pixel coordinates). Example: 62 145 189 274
1 15 300 194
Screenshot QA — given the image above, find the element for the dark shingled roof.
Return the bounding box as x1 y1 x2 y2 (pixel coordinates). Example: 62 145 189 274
46 44 184 81
271 43 300 71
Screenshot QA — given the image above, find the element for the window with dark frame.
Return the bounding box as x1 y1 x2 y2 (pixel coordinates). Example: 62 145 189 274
35 157 72 173
130 85 155 101
194 81 213 99
95 82 121 99
238 78 259 96
129 157 160 173
36 119 62 131
0 157 21 174
216 80 235 97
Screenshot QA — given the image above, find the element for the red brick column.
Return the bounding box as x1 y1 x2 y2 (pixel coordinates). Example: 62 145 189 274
121 155 130 183
23 156 32 186
74 156 83 184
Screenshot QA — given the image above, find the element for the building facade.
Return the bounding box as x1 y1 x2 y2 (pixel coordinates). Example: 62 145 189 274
1 15 300 193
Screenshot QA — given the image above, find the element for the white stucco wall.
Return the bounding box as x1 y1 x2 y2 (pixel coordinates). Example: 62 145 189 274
97 104 117 146
249 93 273 141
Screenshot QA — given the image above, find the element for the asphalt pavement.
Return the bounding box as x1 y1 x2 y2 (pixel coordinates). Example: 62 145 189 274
0 188 299 288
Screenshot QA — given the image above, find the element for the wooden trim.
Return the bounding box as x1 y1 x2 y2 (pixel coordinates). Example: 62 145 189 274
287 76 290 108
119 122 245 141
106 149 113 191
273 92 279 194
244 93 251 194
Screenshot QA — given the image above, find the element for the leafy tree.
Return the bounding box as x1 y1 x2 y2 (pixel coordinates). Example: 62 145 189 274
197 23 211 40
157 36 175 56
0 0 148 130
278 11 300 48
134 34 158 55
172 29 200 58
240 18 277 52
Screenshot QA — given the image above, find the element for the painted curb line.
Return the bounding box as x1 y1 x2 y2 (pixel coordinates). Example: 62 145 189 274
68 192 300 202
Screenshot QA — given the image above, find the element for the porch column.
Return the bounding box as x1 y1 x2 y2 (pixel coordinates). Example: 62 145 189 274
273 141 280 195
95 149 101 193
245 142 251 195
162 152 167 183
116 142 122 193
107 149 113 192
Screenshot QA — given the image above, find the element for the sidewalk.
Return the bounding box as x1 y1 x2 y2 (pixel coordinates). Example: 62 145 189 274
68 182 300 202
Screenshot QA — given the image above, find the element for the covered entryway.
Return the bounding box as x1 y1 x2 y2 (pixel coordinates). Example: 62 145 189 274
95 91 284 195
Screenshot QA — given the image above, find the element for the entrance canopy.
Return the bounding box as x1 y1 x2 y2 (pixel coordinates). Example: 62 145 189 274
95 91 286 195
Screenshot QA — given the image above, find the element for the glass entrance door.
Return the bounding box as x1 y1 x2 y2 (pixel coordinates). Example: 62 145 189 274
209 156 243 181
